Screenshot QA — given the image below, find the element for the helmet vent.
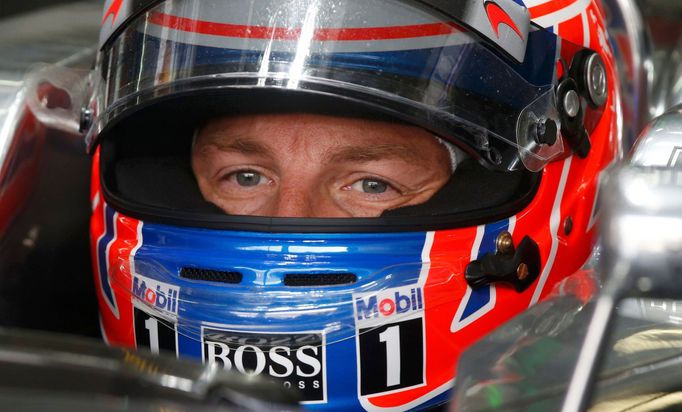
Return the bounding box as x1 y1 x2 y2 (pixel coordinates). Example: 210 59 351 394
283 273 357 287
180 267 243 284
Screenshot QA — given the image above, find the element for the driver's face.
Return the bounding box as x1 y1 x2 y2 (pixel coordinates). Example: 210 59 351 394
191 113 452 217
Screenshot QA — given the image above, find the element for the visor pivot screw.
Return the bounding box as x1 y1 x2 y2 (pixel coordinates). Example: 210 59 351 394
585 53 608 107
496 231 514 255
517 263 529 281
80 107 93 133
563 90 580 119
563 216 573 235
637 277 653 292
534 118 558 146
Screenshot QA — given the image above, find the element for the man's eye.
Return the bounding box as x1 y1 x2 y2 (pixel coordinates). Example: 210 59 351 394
235 171 262 187
350 178 390 194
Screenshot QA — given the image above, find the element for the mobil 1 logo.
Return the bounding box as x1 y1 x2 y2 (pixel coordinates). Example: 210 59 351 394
202 328 326 403
354 285 425 396
133 275 179 355
134 306 177 355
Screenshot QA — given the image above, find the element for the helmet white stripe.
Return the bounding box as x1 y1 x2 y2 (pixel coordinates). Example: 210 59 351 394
530 155 572 305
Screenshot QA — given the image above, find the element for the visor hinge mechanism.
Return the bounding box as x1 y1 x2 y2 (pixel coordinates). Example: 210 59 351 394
556 50 608 159
557 78 591 158
465 233 541 292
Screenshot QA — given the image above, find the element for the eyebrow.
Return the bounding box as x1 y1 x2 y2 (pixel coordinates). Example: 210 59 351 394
205 136 273 157
327 144 422 164
201 135 422 164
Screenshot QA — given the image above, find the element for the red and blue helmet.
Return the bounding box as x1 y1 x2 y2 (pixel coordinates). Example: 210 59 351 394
85 0 621 409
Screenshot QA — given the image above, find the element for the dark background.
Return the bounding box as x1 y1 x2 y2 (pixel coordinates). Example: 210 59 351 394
0 0 84 19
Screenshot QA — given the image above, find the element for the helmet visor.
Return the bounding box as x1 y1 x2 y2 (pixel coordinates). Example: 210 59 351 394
92 0 566 171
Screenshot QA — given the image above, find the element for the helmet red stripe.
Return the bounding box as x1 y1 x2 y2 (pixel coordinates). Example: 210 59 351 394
363 226 479 407
529 0 580 19
148 11 462 41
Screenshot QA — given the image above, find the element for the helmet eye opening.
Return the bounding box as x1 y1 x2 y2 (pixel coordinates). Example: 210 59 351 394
98 94 542 233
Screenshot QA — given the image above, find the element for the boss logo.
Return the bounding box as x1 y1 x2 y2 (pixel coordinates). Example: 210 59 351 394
202 329 326 403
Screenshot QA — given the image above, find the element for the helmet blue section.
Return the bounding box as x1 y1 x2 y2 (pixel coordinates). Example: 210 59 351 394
131 222 430 408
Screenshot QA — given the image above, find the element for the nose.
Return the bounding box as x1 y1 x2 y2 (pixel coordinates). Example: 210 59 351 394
271 185 315 218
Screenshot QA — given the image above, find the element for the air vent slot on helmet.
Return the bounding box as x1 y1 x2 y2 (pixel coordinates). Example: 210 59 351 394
180 267 243 284
283 273 357 287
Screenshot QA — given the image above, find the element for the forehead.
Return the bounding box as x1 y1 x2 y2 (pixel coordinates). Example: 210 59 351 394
196 112 435 146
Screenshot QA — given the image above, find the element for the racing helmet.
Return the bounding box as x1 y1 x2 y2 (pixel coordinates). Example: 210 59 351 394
85 0 621 409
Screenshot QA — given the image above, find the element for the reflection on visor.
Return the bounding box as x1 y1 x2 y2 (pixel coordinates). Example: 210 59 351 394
90 0 573 171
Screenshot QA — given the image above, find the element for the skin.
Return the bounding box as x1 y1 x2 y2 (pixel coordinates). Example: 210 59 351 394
191 113 451 218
